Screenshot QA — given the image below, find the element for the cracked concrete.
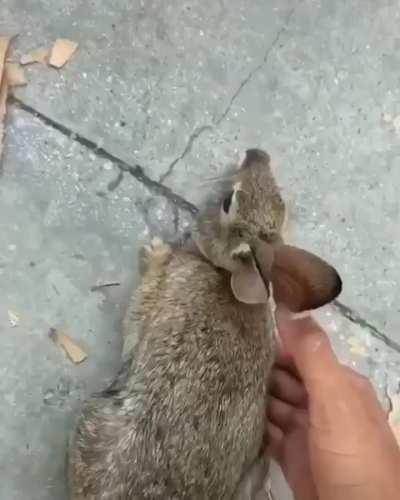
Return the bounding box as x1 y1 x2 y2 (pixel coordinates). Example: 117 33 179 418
161 0 400 342
159 124 212 182
12 97 199 216
215 6 296 127
1 0 400 499
160 6 296 183
333 299 400 354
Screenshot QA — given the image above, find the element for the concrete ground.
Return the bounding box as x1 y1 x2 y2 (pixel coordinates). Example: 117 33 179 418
1 1 399 498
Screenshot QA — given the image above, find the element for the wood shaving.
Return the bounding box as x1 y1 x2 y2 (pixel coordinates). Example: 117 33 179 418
0 36 11 77
20 47 50 65
347 336 367 357
382 112 393 124
49 38 78 68
5 62 27 86
8 310 20 327
0 36 11 163
0 74 7 161
48 327 88 364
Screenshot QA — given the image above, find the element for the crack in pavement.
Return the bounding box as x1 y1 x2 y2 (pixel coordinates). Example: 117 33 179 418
10 95 199 216
158 125 212 184
215 7 296 127
159 125 213 183
159 6 296 183
333 299 400 354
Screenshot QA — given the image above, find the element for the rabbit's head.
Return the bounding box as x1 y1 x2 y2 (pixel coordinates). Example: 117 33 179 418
192 149 342 311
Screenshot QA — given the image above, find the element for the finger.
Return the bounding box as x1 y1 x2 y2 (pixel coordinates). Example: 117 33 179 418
270 368 307 407
274 350 304 382
275 310 361 433
268 396 296 430
276 309 341 390
265 421 283 460
274 351 298 372
276 309 389 439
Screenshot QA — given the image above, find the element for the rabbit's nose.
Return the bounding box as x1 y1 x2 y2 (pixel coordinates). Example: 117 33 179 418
241 148 270 168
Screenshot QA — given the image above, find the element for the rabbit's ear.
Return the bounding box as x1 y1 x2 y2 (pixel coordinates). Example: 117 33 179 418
230 260 268 304
230 244 273 304
270 245 342 312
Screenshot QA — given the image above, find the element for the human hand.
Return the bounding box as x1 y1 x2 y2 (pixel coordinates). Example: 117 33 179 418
267 310 400 500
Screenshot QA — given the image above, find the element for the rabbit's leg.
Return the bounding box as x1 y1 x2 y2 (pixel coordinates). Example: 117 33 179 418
122 238 172 357
141 237 172 275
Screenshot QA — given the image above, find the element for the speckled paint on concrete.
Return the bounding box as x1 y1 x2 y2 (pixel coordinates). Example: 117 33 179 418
0 1 399 499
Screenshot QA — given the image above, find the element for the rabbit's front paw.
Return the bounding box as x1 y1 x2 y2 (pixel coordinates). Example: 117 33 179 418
142 237 172 272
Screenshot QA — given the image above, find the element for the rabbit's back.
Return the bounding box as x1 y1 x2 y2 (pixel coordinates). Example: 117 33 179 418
69 250 275 499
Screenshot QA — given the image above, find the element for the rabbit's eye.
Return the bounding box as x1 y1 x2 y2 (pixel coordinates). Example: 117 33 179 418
222 191 233 213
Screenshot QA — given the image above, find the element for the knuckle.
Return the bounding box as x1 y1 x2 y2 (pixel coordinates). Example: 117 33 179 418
292 410 307 428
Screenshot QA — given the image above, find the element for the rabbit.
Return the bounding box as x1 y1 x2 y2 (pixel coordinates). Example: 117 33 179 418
68 148 342 500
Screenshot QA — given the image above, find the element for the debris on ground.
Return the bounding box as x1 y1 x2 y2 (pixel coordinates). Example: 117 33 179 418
8 309 20 327
0 79 8 161
90 282 121 292
0 36 11 161
5 62 26 87
48 327 88 364
0 36 11 73
49 38 78 68
20 47 50 65
0 34 79 162
347 335 367 357
381 112 393 124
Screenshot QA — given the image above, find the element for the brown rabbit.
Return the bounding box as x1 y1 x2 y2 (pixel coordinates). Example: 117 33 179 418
68 149 342 500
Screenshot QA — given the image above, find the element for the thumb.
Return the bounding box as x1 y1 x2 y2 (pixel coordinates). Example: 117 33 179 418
275 308 340 389
275 308 351 433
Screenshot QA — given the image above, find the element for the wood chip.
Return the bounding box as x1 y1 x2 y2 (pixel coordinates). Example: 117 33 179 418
0 36 11 79
5 62 27 87
0 37 10 163
49 38 78 68
8 310 20 327
20 47 50 65
347 336 367 357
49 327 88 364
0 74 7 161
